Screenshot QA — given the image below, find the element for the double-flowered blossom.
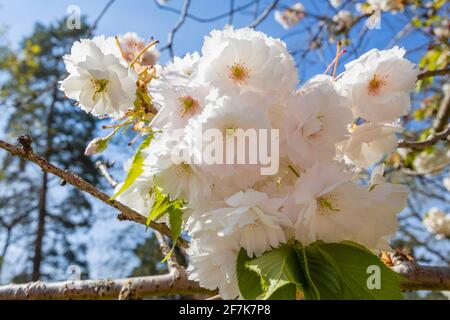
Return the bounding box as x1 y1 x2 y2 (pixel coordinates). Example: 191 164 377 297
339 46 418 123
60 36 137 118
61 27 419 299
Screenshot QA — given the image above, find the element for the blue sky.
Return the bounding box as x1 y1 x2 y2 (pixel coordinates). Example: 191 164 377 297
0 0 427 75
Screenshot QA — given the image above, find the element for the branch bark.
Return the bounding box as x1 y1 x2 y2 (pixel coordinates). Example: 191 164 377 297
398 125 450 149
432 81 450 133
417 67 450 80
0 137 189 248
0 263 447 300
0 273 213 300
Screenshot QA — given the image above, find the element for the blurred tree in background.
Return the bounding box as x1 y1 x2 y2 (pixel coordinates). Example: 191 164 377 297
0 18 102 282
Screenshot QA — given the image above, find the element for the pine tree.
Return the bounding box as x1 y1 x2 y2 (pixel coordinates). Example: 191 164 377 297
0 18 103 282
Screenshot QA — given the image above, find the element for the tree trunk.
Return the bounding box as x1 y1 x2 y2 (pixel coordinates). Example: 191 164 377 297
31 172 48 281
31 86 57 281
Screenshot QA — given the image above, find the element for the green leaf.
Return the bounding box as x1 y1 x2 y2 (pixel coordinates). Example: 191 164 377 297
162 199 184 262
266 283 296 300
302 241 403 300
236 249 264 300
294 243 321 300
246 245 304 300
110 134 153 200
146 187 173 227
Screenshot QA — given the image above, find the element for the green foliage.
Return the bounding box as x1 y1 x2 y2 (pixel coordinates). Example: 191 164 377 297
236 249 264 300
237 241 403 300
146 186 185 261
111 133 153 200
246 245 304 300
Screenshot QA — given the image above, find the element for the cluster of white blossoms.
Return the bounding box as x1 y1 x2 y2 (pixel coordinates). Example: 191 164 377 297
274 3 305 29
423 207 450 240
60 27 419 299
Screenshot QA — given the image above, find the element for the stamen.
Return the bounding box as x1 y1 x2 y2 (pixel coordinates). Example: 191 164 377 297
178 95 200 117
227 61 250 84
368 74 387 96
90 79 109 102
317 194 340 215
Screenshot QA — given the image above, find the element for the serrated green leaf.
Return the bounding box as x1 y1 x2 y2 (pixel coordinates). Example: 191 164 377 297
110 134 153 200
246 245 304 300
236 249 264 300
266 283 297 300
162 200 184 262
303 241 403 300
146 187 172 228
294 243 321 300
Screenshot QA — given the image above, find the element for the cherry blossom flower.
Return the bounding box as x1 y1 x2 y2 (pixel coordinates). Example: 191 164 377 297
339 46 418 123
60 36 137 118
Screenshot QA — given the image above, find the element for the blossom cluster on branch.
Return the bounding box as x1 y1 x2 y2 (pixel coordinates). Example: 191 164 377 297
60 27 420 299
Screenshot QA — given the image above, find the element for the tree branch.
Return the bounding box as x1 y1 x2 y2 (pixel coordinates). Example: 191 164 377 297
154 232 185 277
432 81 450 133
247 0 279 29
386 251 450 291
417 67 450 80
0 273 212 300
160 0 192 58
398 125 450 149
0 136 190 248
86 0 116 36
95 160 118 188
0 262 447 299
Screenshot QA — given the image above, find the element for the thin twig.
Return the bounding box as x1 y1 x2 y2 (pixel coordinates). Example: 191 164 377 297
398 125 450 149
86 0 116 36
95 160 118 188
154 232 184 277
417 67 450 80
247 0 280 29
160 0 192 58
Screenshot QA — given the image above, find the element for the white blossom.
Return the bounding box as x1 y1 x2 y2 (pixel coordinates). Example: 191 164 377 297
332 10 353 30
187 232 240 299
60 36 137 118
274 3 305 29
293 161 407 249
203 189 290 257
423 207 450 240
119 32 160 67
339 46 418 123
197 27 297 103
413 149 450 174
284 75 352 167
336 122 403 169
443 176 450 192
64 27 419 299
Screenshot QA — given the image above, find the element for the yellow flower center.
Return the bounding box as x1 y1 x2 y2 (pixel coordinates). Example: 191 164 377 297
367 74 387 96
228 62 250 85
90 78 109 102
178 95 200 117
317 194 340 215
175 162 192 177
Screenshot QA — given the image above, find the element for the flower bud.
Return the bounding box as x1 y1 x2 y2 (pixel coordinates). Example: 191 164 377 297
84 137 109 156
